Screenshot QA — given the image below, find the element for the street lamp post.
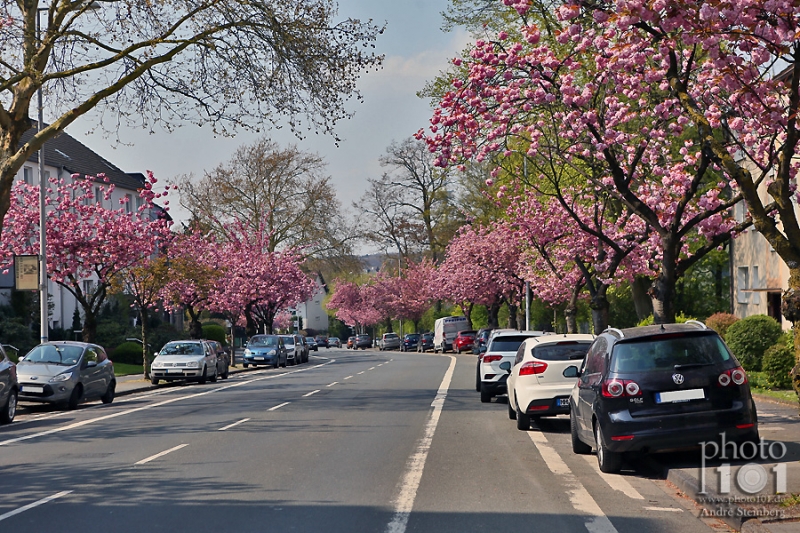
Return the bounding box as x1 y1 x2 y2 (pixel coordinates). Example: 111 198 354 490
37 7 48 343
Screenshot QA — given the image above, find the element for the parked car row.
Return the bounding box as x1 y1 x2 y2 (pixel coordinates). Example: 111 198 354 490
477 322 760 474
242 334 313 368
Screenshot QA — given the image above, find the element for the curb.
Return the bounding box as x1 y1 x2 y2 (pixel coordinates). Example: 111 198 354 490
752 392 799 408
114 366 256 398
665 467 766 532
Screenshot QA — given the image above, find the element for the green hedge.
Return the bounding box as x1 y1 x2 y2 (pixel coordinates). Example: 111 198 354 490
724 315 782 372
202 324 227 345
636 313 696 327
111 341 145 365
763 342 795 390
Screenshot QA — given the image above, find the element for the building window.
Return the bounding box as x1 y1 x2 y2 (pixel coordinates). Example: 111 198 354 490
95 186 103 207
82 280 95 295
737 267 749 304
125 193 133 214
23 167 33 184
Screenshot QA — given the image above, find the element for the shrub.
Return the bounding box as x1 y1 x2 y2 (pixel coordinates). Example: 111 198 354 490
636 313 696 327
724 315 782 372
762 342 795 390
111 341 145 365
705 313 739 337
202 324 227 345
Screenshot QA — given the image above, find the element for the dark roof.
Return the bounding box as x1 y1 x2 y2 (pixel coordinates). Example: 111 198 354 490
21 125 146 191
612 323 714 341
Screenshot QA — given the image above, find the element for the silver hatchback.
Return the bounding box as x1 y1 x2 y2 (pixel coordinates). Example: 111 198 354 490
17 342 115 410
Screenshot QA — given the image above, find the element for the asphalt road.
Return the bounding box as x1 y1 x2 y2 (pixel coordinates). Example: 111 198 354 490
0 349 726 532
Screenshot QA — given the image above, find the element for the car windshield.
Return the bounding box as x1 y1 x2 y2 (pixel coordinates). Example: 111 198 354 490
249 336 278 347
161 342 204 355
532 342 591 361
405 334 420 340
611 333 732 372
283 337 295 346
24 344 83 366
489 335 534 352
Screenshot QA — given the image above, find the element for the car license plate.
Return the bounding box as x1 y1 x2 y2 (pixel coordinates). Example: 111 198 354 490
21 385 44 393
656 388 705 403
557 398 569 407
167 368 184 374
254 357 265 361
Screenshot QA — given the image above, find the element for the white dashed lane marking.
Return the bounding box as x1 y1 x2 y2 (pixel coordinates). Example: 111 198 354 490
303 390 320 397
268 402 290 411
134 444 189 465
327 382 338 387
218 418 250 431
0 491 73 522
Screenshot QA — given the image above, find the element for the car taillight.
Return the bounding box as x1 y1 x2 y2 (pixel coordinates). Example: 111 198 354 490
483 355 503 363
602 379 642 398
718 366 748 386
519 361 547 375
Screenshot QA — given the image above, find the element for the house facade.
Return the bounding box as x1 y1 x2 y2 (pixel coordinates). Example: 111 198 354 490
730 198 790 329
294 273 329 334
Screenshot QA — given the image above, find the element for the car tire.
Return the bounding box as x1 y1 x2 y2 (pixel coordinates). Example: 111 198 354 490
0 390 17 424
243 362 249 368
199 366 208 385
507 399 517 420
210 369 218 383
67 385 83 410
480 383 492 403
475 363 481 392
516 404 530 431
101 381 116 404
595 422 622 473
151 376 159 385
571 411 591 455
222 367 229 379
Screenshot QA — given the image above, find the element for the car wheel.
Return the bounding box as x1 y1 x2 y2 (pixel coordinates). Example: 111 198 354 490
222 367 229 379
595 422 622 473
101 381 116 404
507 398 517 420
475 363 481 392
210 368 218 383
0 390 17 424
243 362 249 368
571 411 591 455
455 346 460 354
199 366 208 384
151 376 160 385
480 383 492 404
67 385 83 410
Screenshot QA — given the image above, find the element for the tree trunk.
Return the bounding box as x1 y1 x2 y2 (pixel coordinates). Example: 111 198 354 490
651 243 678 324
463 301 474 330
82 309 97 343
488 301 500 329
508 303 518 329
244 305 256 337
590 284 611 334
631 276 653 320
564 306 578 334
187 306 203 339
141 308 151 380
385 317 393 333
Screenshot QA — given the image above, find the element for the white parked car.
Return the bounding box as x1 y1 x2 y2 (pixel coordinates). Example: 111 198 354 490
505 334 594 430
151 340 218 385
479 331 549 403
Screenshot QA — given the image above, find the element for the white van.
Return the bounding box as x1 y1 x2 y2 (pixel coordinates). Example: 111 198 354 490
433 316 468 353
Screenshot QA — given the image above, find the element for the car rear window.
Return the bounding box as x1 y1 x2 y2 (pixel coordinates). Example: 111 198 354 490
532 342 591 361
610 333 732 373
489 335 534 352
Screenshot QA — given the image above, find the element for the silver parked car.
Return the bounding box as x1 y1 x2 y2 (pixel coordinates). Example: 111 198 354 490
0 345 18 423
151 340 218 385
280 335 303 366
17 341 115 410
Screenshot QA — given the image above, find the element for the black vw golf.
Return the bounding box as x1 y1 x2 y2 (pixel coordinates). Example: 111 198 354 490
568 322 758 473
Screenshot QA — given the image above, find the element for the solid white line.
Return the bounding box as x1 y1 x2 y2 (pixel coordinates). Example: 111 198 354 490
344 376 353 380
303 390 320 397
268 402 290 411
581 456 644 500
218 418 250 431
0 359 336 447
327 382 338 387
0 491 73 522
528 432 618 533
644 507 683 512
385 355 456 533
134 444 188 465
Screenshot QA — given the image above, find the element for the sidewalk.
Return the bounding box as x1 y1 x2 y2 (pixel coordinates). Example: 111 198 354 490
660 396 800 532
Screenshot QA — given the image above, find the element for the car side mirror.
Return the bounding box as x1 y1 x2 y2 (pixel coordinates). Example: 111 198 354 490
499 361 511 372
563 365 580 378
479 345 487 354
86 361 97 368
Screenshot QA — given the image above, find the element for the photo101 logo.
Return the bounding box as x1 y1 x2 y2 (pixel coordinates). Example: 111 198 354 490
699 433 787 495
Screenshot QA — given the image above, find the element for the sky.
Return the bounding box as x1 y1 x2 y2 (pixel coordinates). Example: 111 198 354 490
68 0 471 232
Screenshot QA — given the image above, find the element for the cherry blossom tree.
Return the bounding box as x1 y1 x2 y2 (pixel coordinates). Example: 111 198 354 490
419 0 750 325
327 279 382 333
1 172 171 342
392 259 437 332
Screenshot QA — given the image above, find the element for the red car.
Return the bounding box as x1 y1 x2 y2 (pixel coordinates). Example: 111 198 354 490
452 330 477 354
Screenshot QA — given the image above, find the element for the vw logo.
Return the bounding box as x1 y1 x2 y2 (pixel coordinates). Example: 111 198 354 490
30 376 38 381
672 373 685 385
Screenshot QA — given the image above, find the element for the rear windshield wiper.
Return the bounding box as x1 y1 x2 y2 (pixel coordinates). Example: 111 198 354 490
674 363 714 370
